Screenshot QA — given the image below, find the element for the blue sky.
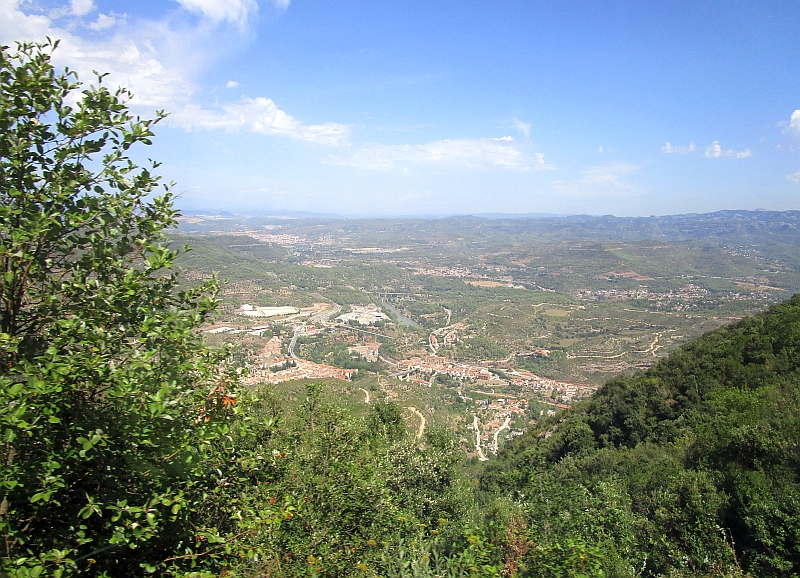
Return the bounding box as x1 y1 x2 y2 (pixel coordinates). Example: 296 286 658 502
3 0 800 216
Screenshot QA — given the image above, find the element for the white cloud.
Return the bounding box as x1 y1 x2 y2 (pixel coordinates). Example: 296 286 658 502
70 0 94 16
87 13 118 30
226 80 239 88
787 170 800 184
169 97 351 146
661 141 696 154
0 0 198 108
0 0 339 148
789 110 800 134
274 0 291 11
325 137 553 171
175 0 258 27
598 146 604 153
704 141 752 159
513 119 531 140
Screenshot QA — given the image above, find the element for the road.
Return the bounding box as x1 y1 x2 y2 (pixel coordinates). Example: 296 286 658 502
472 415 488 462
310 302 341 323
491 416 512 454
289 303 341 358
428 336 437 355
407 406 426 440
287 325 302 358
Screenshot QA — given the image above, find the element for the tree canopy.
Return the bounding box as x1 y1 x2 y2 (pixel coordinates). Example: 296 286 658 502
0 41 492 578
0 39 244 577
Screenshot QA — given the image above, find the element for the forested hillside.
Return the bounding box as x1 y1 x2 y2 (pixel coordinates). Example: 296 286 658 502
482 294 800 577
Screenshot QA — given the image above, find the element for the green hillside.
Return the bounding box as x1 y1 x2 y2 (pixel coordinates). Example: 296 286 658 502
481 294 800 577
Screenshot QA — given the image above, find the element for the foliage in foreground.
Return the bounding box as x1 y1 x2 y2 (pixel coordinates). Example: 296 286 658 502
0 39 252 576
0 40 505 578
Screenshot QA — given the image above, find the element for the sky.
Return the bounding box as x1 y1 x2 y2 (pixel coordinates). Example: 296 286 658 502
3 0 800 217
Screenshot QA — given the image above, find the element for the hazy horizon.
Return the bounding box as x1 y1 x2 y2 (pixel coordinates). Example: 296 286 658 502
176 206 795 221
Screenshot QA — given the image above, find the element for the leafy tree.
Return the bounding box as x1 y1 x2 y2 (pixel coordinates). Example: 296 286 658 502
0 40 243 576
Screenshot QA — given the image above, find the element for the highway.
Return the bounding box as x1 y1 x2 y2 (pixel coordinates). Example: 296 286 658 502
288 302 342 358
287 326 302 358
310 302 341 323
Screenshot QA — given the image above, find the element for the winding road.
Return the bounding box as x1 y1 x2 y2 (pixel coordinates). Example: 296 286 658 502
288 302 342 358
407 406 426 440
287 326 302 359
491 416 512 454
472 415 488 462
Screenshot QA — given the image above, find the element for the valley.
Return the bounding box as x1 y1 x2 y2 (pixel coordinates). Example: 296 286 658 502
175 210 800 459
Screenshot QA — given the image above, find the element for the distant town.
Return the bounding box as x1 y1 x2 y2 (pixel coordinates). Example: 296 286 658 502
205 300 596 458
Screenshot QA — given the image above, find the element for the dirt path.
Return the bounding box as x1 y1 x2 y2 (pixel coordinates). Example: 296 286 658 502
569 351 628 359
491 416 512 454
472 415 488 462
360 388 370 404
407 406 426 440
636 329 676 356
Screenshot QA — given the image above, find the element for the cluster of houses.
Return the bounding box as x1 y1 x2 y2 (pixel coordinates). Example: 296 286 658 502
240 335 358 386
397 356 494 380
395 353 595 409
504 369 596 404
241 358 357 386
347 342 381 362
429 323 467 352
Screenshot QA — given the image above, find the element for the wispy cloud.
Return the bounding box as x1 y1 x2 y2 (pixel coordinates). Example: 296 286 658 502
787 170 800 184
175 0 258 28
704 141 752 159
550 162 641 200
580 162 639 189
661 141 696 154
513 119 531 140
239 187 287 195
226 80 240 88
325 137 554 171
170 97 351 146
661 140 751 158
